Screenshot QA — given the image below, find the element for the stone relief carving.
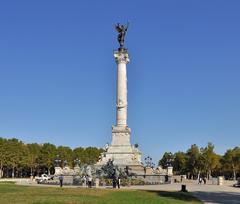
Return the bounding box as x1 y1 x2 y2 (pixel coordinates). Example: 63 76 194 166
114 52 129 64
104 143 109 151
132 153 137 161
114 132 129 137
116 99 126 109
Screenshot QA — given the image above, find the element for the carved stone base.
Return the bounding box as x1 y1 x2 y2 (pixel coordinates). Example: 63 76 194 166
96 126 142 170
54 167 62 176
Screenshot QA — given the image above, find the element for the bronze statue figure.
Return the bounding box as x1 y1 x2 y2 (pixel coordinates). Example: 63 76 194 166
115 22 129 49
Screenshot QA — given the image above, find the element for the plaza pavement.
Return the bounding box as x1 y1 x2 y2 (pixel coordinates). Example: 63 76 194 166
126 182 240 204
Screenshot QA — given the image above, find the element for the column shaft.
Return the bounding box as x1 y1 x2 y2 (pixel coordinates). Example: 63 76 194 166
117 62 127 126
114 50 130 127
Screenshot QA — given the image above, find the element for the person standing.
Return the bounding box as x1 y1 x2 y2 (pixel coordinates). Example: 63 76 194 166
82 176 87 187
203 177 206 184
117 178 120 189
112 177 116 188
88 176 92 188
59 175 64 187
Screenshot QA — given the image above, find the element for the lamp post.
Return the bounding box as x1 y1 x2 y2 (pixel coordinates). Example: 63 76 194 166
55 155 61 167
74 158 81 167
166 153 173 167
144 156 154 178
63 160 68 167
144 156 154 168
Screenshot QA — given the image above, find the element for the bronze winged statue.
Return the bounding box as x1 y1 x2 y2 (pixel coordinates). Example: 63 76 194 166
115 22 129 49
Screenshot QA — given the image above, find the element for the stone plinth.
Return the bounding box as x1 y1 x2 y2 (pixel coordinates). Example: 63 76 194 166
96 126 142 168
54 167 62 176
74 166 80 174
167 166 173 176
145 167 154 175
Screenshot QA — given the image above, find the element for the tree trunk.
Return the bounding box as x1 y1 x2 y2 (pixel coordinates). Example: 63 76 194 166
0 161 3 178
6 167 9 178
232 163 236 180
233 169 236 180
37 166 40 177
207 170 211 180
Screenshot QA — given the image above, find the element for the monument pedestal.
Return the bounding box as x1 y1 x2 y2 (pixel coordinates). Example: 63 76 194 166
54 167 62 176
74 166 80 174
96 126 143 172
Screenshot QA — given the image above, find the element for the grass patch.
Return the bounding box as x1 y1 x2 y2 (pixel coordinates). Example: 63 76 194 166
0 181 16 184
0 183 202 204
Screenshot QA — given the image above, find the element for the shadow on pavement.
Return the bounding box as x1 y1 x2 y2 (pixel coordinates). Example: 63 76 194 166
146 190 202 202
192 191 240 204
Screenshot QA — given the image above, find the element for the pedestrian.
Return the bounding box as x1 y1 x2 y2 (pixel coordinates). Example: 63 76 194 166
82 176 87 187
203 177 206 184
117 178 120 189
88 176 92 188
59 174 63 187
112 178 116 188
198 177 202 184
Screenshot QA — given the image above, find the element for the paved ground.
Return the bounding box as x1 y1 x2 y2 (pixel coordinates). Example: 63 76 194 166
127 183 240 204
2 179 240 204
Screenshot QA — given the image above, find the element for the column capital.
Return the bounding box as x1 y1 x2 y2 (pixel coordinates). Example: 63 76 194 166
114 50 130 64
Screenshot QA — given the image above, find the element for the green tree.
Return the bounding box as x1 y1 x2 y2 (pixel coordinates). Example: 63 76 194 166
173 151 187 175
222 147 240 180
84 147 104 165
38 143 57 175
186 144 200 179
158 152 174 168
0 138 7 178
4 138 23 178
17 143 30 177
27 143 41 176
57 146 73 167
73 147 85 165
200 143 220 179
73 147 103 165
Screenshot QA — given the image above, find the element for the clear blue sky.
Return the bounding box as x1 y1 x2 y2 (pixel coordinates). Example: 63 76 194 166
0 1 240 162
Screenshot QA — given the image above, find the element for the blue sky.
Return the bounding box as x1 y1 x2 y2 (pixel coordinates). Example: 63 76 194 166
0 1 240 162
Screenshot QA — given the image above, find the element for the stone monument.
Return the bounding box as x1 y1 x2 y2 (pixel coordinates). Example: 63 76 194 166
96 23 143 173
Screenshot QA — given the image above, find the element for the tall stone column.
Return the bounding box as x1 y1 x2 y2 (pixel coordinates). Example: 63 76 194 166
114 50 130 127
95 24 142 168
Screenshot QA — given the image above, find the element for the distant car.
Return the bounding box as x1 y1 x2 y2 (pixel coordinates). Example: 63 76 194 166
35 174 52 183
233 178 240 188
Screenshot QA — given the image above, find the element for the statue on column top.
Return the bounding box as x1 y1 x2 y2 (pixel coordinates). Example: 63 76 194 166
115 22 129 50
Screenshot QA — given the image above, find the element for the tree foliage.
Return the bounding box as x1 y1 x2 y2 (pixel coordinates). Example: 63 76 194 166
158 143 240 180
158 152 174 168
0 137 103 178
